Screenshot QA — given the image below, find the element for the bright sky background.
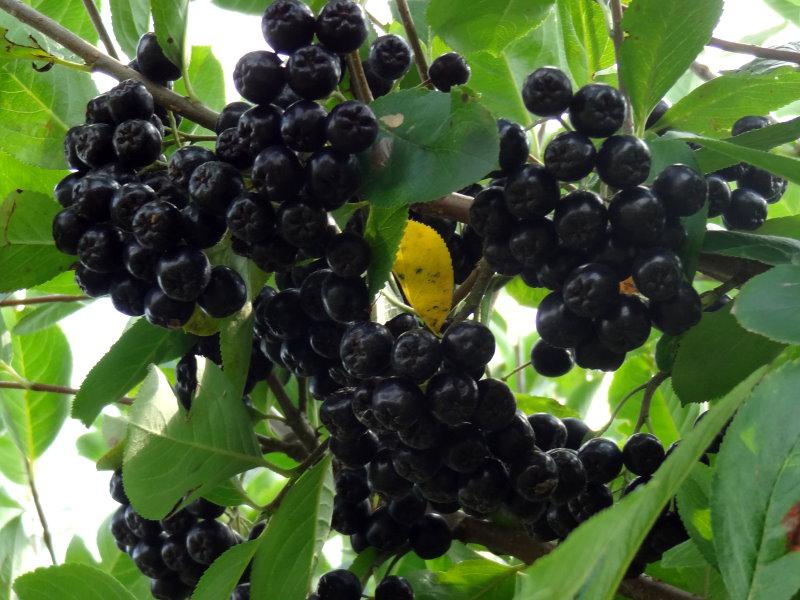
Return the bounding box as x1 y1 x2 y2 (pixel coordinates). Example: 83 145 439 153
5 0 798 582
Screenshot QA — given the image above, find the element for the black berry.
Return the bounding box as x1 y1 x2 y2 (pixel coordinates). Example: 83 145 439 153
428 53 470 92
233 51 285 105
544 132 596 182
595 135 651 189
568 84 626 138
522 67 573 117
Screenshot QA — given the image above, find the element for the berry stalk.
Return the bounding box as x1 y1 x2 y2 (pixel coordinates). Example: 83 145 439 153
394 0 431 86
80 0 119 60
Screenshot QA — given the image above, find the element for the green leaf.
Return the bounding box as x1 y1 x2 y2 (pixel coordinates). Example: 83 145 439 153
364 205 409 296
0 517 25 600
151 0 188 69
712 360 800 600
0 58 96 169
427 0 553 56
0 150 64 202
95 514 150 598
619 0 723 131
514 394 578 419
701 230 800 266
765 0 800 25
13 300 89 336
518 369 766 600
109 0 149 59
0 1 99 49
553 0 615 87
407 559 521 599
202 478 249 507
14 564 137 600
0 435 25 484
505 277 548 308
0 191 76 293
174 46 226 116
0 325 71 459
656 68 800 137
251 455 334 600
72 319 195 426
676 464 717 568
672 311 785 406
733 265 800 345
193 540 260 600
219 306 254 398
360 89 499 208
64 536 97 567
694 117 800 174
758 215 800 239
678 134 800 186
123 363 263 519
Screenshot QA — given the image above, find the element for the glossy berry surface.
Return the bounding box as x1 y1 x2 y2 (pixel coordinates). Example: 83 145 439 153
316 0 367 53
528 413 567 451
508 218 558 267
574 337 625 372
554 190 607 250
286 45 341 100
544 132 596 182
536 291 591 349
369 34 412 80
326 100 378 154
497 119 530 173
144 289 195 329
458 458 510 515
653 164 708 217
469 187 515 239
426 371 479 426
548 448 587 504
522 67 573 116
409 513 452 559
531 340 573 377
375 575 414 600
504 165 559 219
706 175 732 217
623 433 665 476
578 437 623 484
188 161 244 216
198 266 247 318
391 328 442 382
317 569 362 600
233 51 284 105
738 166 787 204
562 263 620 318
597 296 651 353
569 84 625 138
609 186 666 246
649 283 702 336
441 321 495 372
562 418 591 450
156 247 211 302
281 100 327 152
595 135 651 189
632 248 683 301
261 0 315 53
136 32 181 81
428 52 470 92
339 321 393 378
516 450 558 501
472 378 516 432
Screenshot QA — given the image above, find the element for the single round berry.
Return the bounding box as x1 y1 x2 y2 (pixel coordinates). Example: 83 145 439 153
428 53 470 92
548 448 587 504
472 378 516 433
458 458 510 515
392 446 441 482
132 538 169 579
321 274 370 323
723 188 768 231
575 337 625 372
515 450 558 501
257 288 307 339
508 218 558 267
331 497 371 535
110 275 148 316
528 413 567 451
215 127 251 169
281 100 327 152
144 289 195 329
238 104 282 157
365 506 409 553
487 411 536 464
110 183 156 232
391 328 442 382
531 340 573 377
369 449 413 498
497 119 529 174
578 437 623 484
653 164 708 217
189 161 244 216
75 265 112 297
77 225 124 272
623 432 665 476
339 321 394 378
227 193 276 244
286 45 341 100
168 146 215 188
569 482 614 522
544 131 596 182
442 321 495 372
536 291 592 349
522 67 573 117
74 123 115 168
320 391 366 442
261 0 315 53
307 149 361 209
469 186 515 238
362 59 394 98
160 536 196 573
738 166 787 204
326 232 371 278
110 506 138 547
504 164 560 219
649 282 702 336
107 79 155 123
160 509 195 538
375 575 414 600
298 268 331 321
369 34 412 80
646 99 670 130
125 505 162 540
427 371 479 426
609 186 666 246
632 248 683 301
109 470 128 504
732 115 771 136
216 101 251 134
233 51 284 105
136 32 181 81
113 119 161 168
198 266 247 318
568 84 626 138
181 205 226 249
156 247 211 302
53 209 90 255
251 146 304 202
443 422 488 474
409 513 452 560
372 376 426 431
562 263 620 318
330 430 379 468
554 190 607 250
562 417 591 450
54 172 82 207
326 100 378 154
595 135 652 189
71 174 120 222
335 467 370 504
597 296 652 353
316 0 368 53
185 520 235 566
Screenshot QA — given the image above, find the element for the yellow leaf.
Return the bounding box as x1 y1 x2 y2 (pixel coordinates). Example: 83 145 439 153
392 221 454 333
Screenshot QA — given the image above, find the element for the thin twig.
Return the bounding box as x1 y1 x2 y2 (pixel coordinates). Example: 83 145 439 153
0 0 219 130
634 372 670 433
609 0 635 134
266 374 318 453
256 433 307 460
0 380 133 405
500 361 531 382
411 192 473 225
395 0 431 86
708 37 800 65
0 295 88 307
346 51 374 104
452 265 481 307
700 274 747 309
260 439 329 518
25 459 56 565
297 377 308 415
448 259 494 325
81 0 118 60
596 381 650 436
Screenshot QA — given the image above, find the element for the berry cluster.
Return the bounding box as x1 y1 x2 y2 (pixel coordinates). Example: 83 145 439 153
706 114 788 231
310 571 414 600
462 67 710 374
108 470 252 600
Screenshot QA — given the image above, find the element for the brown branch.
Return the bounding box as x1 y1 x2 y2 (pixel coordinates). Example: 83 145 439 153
448 259 494 325
0 0 219 130
454 516 702 600
81 0 119 60
25 458 57 565
452 264 480 307
412 192 473 225
690 61 717 81
0 294 88 307
394 0 431 87
256 434 308 461
609 0 634 134
0 380 133 405
346 51 374 104
266 374 318 453
260 439 329 518
633 372 670 433
708 37 800 66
